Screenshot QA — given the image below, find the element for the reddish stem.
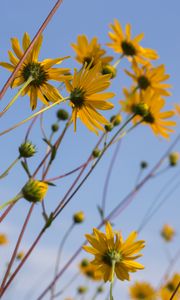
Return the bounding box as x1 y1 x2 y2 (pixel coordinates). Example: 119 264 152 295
0 204 34 290
0 203 15 223
0 0 63 100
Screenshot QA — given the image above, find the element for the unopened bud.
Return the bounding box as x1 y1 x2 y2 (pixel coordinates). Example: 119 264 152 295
77 286 88 294
51 124 59 132
19 141 36 158
140 161 148 169
110 114 122 126
16 251 24 260
92 148 101 158
102 64 117 79
132 103 149 117
73 211 85 224
22 179 48 203
169 152 179 166
80 259 89 268
105 123 114 132
57 109 69 121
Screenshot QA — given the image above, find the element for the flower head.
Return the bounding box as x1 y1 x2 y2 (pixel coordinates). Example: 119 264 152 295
107 20 158 64
159 273 180 300
22 179 48 203
129 281 157 300
65 63 114 134
19 141 36 158
0 233 9 246
83 222 145 282
125 62 171 96
73 211 85 224
161 224 175 242
0 32 70 110
71 35 113 69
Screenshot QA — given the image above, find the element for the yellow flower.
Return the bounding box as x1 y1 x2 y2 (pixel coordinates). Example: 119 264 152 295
0 233 9 246
71 35 113 68
0 32 70 110
83 222 145 282
129 281 157 300
159 273 180 300
161 224 175 242
65 63 114 134
79 259 103 281
73 211 85 223
125 62 171 96
107 19 158 64
120 89 176 139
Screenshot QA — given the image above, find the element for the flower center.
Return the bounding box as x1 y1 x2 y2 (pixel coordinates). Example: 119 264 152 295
121 41 136 56
132 103 149 117
166 283 175 292
136 292 146 299
143 111 155 123
70 87 85 108
103 250 122 266
22 62 48 87
138 76 150 90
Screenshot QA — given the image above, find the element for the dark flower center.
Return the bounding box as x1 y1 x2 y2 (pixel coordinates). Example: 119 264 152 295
166 283 175 292
136 292 146 299
103 250 121 266
143 111 155 123
121 41 136 56
138 76 150 90
70 87 85 108
22 62 48 87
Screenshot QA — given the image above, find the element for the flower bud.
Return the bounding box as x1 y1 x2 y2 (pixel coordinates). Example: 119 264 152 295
51 123 59 132
92 148 101 158
110 114 122 126
73 211 85 224
161 224 175 242
57 109 69 121
102 64 117 79
140 161 148 169
16 251 24 260
22 179 48 203
80 259 89 268
0 233 8 246
77 286 88 294
97 286 104 293
19 141 36 158
169 152 179 166
105 123 114 132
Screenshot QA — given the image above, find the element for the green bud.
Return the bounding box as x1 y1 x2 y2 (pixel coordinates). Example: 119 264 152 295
22 179 48 203
77 286 88 294
169 152 179 166
51 124 59 132
110 114 122 126
92 148 101 158
19 141 36 158
132 102 149 117
81 259 89 268
97 286 104 293
140 161 148 169
102 64 117 79
57 109 69 121
105 123 114 132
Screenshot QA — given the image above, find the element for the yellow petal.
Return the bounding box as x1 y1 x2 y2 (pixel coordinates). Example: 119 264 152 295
11 38 23 59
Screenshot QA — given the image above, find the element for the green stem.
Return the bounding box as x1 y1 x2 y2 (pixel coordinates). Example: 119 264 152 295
110 261 115 300
113 54 124 68
0 157 20 179
0 193 22 211
0 76 33 117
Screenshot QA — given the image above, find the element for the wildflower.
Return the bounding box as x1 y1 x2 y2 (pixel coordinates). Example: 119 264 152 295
73 211 85 223
19 141 36 158
0 32 70 110
22 179 48 203
125 62 171 96
0 233 9 245
71 35 113 68
83 222 145 282
169 152 179 166
161 224 175 242
120 89 176 139
160 273 180 300
65 63 114 134
107 19 158 64
129 281 157 299
79 259 103 281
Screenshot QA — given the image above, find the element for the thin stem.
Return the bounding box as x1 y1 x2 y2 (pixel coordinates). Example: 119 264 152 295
25 115 39 141
0 157 20 179
110 262 115 300
0 204 34 289
0 203 15 223
0 0 64 100
50 223 74 299
101 140 121 218
0 193 22 211
0 76 33 116
113 54 124 68
0 97 69 137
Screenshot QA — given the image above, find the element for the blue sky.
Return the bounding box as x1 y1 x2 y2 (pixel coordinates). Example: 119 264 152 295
0 0 180 299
